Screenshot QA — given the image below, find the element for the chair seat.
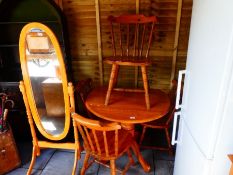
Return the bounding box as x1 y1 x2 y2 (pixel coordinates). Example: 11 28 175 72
104 56 151 66
86 129 133 160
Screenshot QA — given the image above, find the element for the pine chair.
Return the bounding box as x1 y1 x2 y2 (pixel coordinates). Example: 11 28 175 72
74 78 93 118
139 80 178 155
104 14 157 110
71 112 145 175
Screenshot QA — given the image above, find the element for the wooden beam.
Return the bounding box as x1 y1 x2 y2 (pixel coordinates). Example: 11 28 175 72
170 0 183 85
95 0 104 86
136 0 140 14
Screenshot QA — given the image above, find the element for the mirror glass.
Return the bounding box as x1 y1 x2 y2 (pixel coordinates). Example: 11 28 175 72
25 28 65 136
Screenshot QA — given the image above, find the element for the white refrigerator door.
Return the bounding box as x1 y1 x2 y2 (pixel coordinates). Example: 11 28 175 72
210 66 233 174
179 0 233 158
173 117 208 175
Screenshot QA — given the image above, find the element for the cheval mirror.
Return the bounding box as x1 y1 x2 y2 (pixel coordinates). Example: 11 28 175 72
18 22 79 175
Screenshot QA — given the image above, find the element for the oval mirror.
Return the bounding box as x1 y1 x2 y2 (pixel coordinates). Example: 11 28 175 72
19 22 70 140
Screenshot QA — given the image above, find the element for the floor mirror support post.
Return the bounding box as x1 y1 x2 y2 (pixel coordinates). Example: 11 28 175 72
68 82 75 110
19 81 40 175
68 82 80 175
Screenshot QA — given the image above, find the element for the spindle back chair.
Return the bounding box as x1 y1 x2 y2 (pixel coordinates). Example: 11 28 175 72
104 14 157 110
139 80 180 155
71 113 137 175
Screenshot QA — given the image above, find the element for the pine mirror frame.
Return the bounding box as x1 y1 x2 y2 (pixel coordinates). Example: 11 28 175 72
19 22 71 141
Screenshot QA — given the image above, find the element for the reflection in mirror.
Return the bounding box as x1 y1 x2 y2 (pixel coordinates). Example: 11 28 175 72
25 28 64 135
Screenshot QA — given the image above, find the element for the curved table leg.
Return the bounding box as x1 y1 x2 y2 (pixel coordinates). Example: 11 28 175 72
131 141 151 172
121 123 135 136
122 123 151 172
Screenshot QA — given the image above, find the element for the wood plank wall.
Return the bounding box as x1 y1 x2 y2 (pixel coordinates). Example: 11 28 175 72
150 0 192 90
62 0 192 92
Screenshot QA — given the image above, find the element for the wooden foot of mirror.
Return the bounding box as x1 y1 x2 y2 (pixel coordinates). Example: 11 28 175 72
19 22 79 175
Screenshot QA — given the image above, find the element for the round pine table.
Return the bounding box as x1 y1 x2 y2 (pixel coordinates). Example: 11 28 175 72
85 86 170 173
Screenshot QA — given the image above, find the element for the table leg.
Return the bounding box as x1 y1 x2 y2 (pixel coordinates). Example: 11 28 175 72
131 141 151 172
121 123 151 172
121 123 135 136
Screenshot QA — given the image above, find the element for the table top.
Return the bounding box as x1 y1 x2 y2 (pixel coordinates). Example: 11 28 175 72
85 86 170 124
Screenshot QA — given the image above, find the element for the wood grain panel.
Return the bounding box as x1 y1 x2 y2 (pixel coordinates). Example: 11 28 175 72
62 0 192 91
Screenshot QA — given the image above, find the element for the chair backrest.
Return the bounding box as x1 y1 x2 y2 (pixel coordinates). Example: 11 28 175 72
165 80 179 125
72 113 121 159
108 14 157 58
75 78 93 117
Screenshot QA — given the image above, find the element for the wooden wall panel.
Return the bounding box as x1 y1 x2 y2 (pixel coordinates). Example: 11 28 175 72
63 0 100 83
62 0 192 91
151 0 192 91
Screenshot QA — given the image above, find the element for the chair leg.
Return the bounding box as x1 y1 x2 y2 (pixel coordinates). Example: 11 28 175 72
105 64 118 106
141 66 150 110
110 159 116 175
139 126 147 145
112 65 119 87
165 128 173 156
72 149 80 175
81 152 90 175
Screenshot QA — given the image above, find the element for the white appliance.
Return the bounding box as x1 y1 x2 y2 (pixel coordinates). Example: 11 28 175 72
172 0 233 174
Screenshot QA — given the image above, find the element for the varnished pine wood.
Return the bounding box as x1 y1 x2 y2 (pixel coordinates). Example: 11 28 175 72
37 141 76 149
21 81 79 175
81 152 90 175
72 113 138 174
19 82 40 175
104 14 157 110
19 22 71 141
85 86 170 172
141 66 150 110
229 155 233 175
105 64 118 106
131 141 150 172
19 23 79 175
110 160 116 175
136 0 139 14
86 87 170 124
27 146 37 175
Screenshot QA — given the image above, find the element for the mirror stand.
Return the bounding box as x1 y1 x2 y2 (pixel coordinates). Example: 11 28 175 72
18 22 80 175
19 82 79 175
